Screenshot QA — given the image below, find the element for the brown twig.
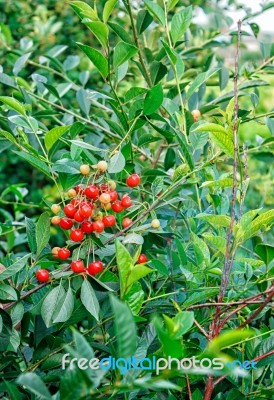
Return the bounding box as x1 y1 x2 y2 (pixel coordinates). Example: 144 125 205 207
239 144 248 218
203 20 242 400
193 319 210 339
238 285 274 329
219 20 242 303
186 375 192 400
125 0 152 87
213 349 274 388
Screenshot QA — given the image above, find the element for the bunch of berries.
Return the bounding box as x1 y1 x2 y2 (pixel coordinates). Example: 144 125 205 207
36 161 156 283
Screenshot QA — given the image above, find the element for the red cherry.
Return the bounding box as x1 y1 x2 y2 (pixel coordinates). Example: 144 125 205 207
99 183 109 193
137 254 147 264
70 229 84 242
81 221 94 234
79 204 93 218
74 210 85 222
102 215 116 227
109 190 118 202
58 248 71 260
93 220 105 233
122 218 133 228
121 195 132 208
87 261 103 276
70 198 81 207
59 217 74 230
36 269 50 283
126 174 140 188
64 204 77 218
85 185 99 199
75 184 84 194
111 200 124 213
71 260 85 273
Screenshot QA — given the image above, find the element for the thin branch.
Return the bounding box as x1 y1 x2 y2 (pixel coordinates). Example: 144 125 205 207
238 286 274 329
193 319 210 339
219 20 242 303
213 349 274 388
26 91 153 162
186 375 192 400
125 0 152 87
203 20 242 400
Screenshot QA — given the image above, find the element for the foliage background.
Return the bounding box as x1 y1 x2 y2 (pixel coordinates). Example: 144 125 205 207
0 1 273 399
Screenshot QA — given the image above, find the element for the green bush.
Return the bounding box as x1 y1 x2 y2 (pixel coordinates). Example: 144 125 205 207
0 1 273 399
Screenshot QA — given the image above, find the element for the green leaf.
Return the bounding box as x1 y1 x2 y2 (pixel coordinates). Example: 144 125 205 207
150 260 169 276
153 315 184 358
150 61 168 85
173 311 194 337
237 209 274 243
17 373 52 400
171 6 192 44
70 1 98 20
0 254 29 280
174 129 194 170
186 68 221 100
44 126 69 151
80 279 100 321
110 294 137 358
161 39 178 65
0 284 17 301
70 139 107 153
255 244 274 265
113 41 138 69
115 239 133 297
207 329 255 352
13 151 51 178
41 286 65 328
108 22 134 45
226 97 235 122
76 43 108 79
0 130 18 146
138 133 161 147
143 84 163 115
182 288 219 308
13 52 31 76
168 0 180 10
3 380 23 400
103 0 117 23
124 282 144 315
0 96 26 116
84 21 109 48
144 0 165 25
203 234 226 254
126 265 152 292
53 287 74 323
108 150 126 173
196 214 231 228
137 9 153 34
194 123 234 157
36 212 50 257
200 177 233 188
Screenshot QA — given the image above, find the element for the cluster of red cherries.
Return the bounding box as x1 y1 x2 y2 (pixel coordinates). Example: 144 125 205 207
35 161 155 283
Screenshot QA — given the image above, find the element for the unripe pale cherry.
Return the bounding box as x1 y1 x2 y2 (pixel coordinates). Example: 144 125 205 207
101 202 112 210
67 188 77 198
97 160 108 172
151 219 160 229
51 204 61 214
99 193 111 204
108 180 116 190
51 216 60 225
80 164 90 175
191 109 201 122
